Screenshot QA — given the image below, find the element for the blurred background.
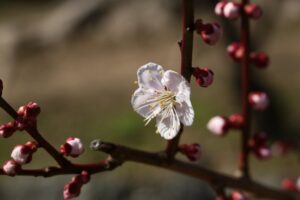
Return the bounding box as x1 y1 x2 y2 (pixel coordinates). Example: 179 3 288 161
0 0 299 199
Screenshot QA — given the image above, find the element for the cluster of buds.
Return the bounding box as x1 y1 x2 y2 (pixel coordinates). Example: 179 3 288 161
16 102 41 130
248 91 269 111
207 113 244 136
249 132 271 160
60 137 85 158
63 171 90 199
178 143 201 161
192 67 214 87
215 1 262 20
227 43 270 68
194 19 222 45
3 141 39 176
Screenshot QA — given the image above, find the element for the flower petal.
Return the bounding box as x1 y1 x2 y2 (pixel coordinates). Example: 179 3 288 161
176 100 194 126
162 70 191 103
137 63 164 91
156 107 181 140
131 88 161 118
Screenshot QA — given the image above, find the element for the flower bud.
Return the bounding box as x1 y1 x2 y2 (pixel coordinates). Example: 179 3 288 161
223 2 241 20
179 143 201 161
60 137 84 158
0 122 16 138
250 52 269 68
230 191 247 200
25 102 41 119
249 132 272 160
72 171 90 185
192 67 214 87
198 23 222 45
227 42 244 61
228 113 244 129
3 160 21 176
25 141 39 152
244 4 263 20
253 146 272 160
282 178 297 192
249 132 267 148
248 91 269 110
215 1 227 16
11 145 33 164
63 180 82 200
207 116 229 136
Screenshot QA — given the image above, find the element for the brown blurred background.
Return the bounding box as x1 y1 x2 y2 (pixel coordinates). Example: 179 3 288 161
0 0 299 199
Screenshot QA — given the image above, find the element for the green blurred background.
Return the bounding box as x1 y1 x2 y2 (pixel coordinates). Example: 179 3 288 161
0 0 299 199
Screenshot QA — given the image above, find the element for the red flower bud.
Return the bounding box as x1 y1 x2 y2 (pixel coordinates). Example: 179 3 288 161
197 22 222 45
244 4 263 20
228 113 244 129
230 191 247 200
192 67 214 87
227 42 244 61
63 180 82 200
250 52 269 68
248 91 269 111
0 122 16 138
215 1 227 16
249 132 272 160
282 178 297 192
2 160 21 176
223 2 241 20
179 143 201 161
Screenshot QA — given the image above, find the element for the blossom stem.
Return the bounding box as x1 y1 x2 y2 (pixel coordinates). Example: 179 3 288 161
0 97 72 168
239 0 251 178
166 0 194 159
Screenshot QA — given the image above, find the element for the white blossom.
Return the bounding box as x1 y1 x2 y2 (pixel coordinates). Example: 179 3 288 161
132 63 194 140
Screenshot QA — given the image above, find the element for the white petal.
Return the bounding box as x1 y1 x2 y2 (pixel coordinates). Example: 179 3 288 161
176 100 194 126
131 88 161 118
156 107 180 140
137 63 164 91
162 70 191 103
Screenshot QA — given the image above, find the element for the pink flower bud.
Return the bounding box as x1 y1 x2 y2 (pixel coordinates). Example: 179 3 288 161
250 52 269 68
248 91 269 110
60 137 84 158
179 143 201 161
63 181 82 200
254 146 272 160
0 122 16 138
249 132 272 160
230 191 247 200
227 42 244 61
244 4 263 20
282 178 297 192
11 145 33 164
228 113 244 129
223 2 241 20
192 67 214 87
215 1 227 16
3 160 21 176
207 116 229 136
0 79 3 96
198 23 222 45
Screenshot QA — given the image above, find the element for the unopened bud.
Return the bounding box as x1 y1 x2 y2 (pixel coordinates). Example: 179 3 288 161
207 116 229 136
250 52 269 68
60 137 84 158
223 2 241 20
3 160 21 176
230 191 247 200
215 1 227 16
11 145 33 164
63 180 82 200
228 113 244 129
227 42 244 61
192 67 214 87
282 178 297 192
196 22 222 45
0 122 16 138
179 143 201 161
244 4 263 20
249 91 269 110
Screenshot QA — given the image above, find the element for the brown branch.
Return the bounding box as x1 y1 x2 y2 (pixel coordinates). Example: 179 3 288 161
0 97 72 168
239 0 251 178
91 140 300 200
166 0 194 159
